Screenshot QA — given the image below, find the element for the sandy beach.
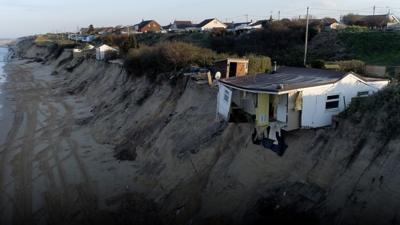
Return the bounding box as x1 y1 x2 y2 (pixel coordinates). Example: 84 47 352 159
0 58 137 225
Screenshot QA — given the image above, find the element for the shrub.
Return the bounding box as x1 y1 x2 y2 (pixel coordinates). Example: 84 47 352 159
337 60 366 74
311 59 326 69
124 42 217 77
247 54 272 75
343 25 369 33
101 34 139 55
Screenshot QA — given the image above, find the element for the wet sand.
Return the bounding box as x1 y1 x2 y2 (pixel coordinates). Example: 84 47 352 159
0 59 137 225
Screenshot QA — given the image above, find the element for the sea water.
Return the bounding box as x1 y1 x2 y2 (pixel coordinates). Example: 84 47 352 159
0 47 8 115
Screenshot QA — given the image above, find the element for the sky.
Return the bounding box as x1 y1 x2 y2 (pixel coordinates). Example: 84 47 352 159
0 0 399 38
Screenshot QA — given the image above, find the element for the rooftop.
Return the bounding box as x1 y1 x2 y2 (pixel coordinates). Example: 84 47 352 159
173 20 193 29
135 20 160 30
197 18 220 27
215 58 249 63
219 67 386 93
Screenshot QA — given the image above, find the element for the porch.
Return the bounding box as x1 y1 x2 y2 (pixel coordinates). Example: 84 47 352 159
229 90 303 156
230 91 303 132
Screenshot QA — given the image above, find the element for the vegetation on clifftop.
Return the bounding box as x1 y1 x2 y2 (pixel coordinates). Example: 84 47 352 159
124 41 272 78
342 84 400 141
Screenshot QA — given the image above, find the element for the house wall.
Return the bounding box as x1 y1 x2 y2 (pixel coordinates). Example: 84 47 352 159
213 60 228 78
214 60 248 78
235 62 249 77
140 21 161 33
96 46 118 61
201 20 227 30
367 80 389 89
301 74 389 128
96 48 102 60
231 90 256 115
256 93 269 127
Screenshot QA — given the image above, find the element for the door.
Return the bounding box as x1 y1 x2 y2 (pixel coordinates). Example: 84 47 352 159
286 92 301 131
277 94 288 123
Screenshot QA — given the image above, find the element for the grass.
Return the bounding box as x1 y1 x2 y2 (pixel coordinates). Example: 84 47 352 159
339 31 400 66
34 35 75 47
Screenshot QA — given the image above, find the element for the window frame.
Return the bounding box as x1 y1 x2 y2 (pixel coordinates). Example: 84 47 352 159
325 93 340 110
357 91 369 97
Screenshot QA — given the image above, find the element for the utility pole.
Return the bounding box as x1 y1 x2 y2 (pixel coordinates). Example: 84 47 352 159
304 6 310 66
245 14 249 23
278 11 281 20
373 5 376 15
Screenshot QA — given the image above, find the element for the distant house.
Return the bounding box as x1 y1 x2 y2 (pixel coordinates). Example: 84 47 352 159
213 58 249 79
319 18 342 30
387 15 400 30
310 18 346 31
217 67 389 133
342 14 400 30
68 34 96 43
197 18 227 31
96 44 119 61
249 20 270 29
226 22 253 32
169 20 194 32
80 28 89 35
98 27 116 35
134 20 162 33
82 35 96 43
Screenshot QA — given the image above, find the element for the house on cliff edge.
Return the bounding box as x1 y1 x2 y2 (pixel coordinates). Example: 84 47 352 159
96 44 119 61
216 67 389 153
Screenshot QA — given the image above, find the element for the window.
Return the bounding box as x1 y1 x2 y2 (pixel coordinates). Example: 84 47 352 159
327 95 340 100
326 94 340 110
357 91 369 97
224 90 230 103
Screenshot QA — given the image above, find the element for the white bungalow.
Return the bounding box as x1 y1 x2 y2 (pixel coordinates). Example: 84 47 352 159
96 44 119 61
197 18 227 31
217 67 389 134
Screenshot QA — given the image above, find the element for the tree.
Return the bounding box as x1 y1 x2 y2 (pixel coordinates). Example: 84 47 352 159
88 24 95 34
120 34 139 54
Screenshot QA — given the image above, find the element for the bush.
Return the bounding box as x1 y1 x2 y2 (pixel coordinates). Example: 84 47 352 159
337 60 365 74
311 59 326 69
124 42 217 77
247 54 272 75
101 34 138 55
343 25 369 33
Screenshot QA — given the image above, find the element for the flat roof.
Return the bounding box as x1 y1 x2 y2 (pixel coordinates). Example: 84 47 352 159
219 67 388 93
214 58 249 63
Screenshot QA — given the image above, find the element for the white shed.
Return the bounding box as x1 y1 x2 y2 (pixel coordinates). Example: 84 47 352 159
96 44 118 61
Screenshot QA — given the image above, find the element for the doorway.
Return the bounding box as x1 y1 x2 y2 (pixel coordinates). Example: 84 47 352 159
229 63 237 77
